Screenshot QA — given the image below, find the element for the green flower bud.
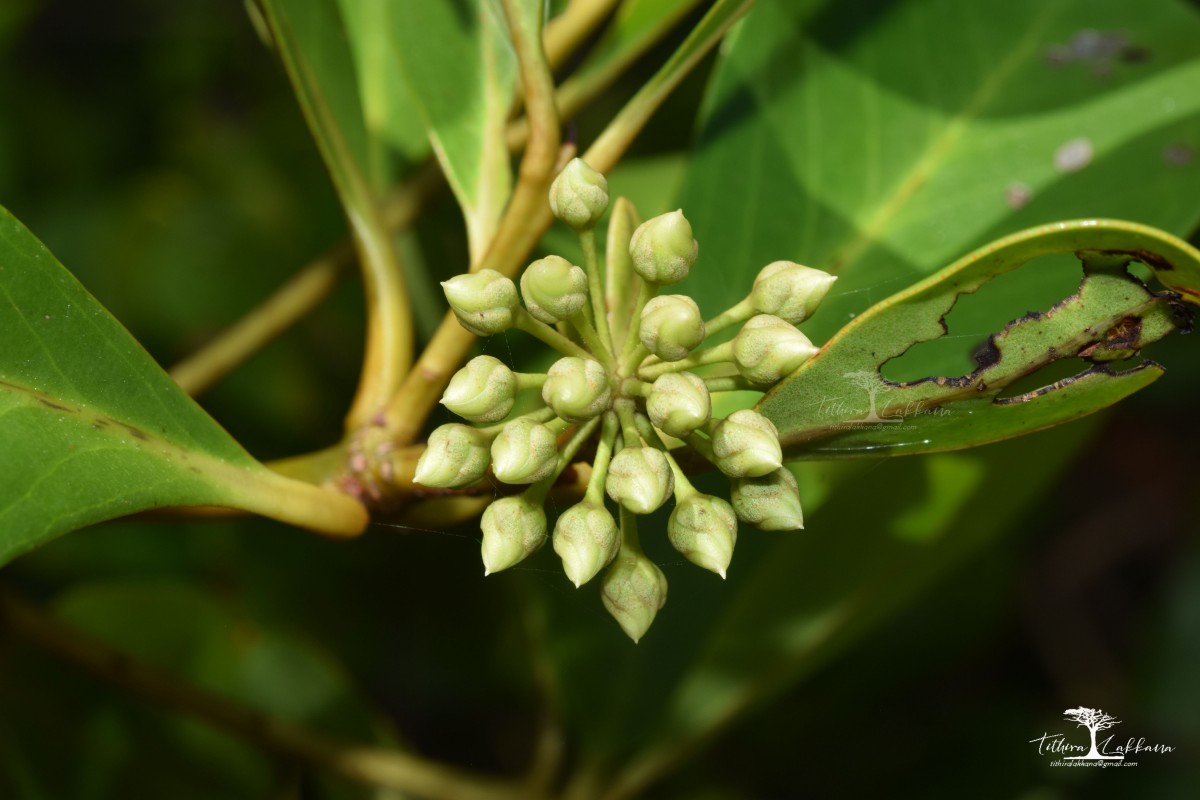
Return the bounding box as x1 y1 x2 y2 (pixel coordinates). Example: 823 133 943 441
542 357 612 422
732 314 819 384
440 355 517 423
731 468 804 531
638 295 705 361
605 447 674 514
442 269 519 336
601 548 668 642
751 260 837 324
548 157 609 231
553 501 620 587
668 494 738 578
520 255 589 324
647 372 711 438
481 495 547 575
491 417 559 484
629 210 698 285
711 409 783 478
413 423 491 488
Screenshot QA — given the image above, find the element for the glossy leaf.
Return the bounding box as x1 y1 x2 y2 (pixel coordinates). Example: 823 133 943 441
677 0 1200 344
350 0 517 257
0 208 366 566
557 0 705 113
760 220 1200 457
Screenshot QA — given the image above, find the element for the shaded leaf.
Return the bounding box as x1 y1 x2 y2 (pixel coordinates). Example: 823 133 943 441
0 208 366 566
761 220 1200 457
352 0 517 257
677 0 1200 344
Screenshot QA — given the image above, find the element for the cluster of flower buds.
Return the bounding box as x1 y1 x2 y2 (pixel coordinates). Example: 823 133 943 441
415 158 836 641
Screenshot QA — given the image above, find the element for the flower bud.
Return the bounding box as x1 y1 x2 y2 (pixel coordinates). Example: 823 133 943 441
491 417 559 484
647 372 710 438
732 314 819 384
548 157 609 231
542 357 612 422
520 255 589 323
711 409 783 478
442 270 519 336
731 468 804 531
751 261 837 324
629 210 698 285
601 548 668 642
638 295 705 361
440 355 517 423
605 447 674 514
413 423 491 488
553 501 620 587
668 494 738 578
481 495 547 575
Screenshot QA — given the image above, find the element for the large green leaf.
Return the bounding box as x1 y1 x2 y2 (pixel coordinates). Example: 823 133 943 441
677 0 1200 339
0 208 366 566
761 220 1200 457
345 0 517 258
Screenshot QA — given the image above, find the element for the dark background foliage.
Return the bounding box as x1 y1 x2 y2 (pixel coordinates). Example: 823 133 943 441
1 0 1197 797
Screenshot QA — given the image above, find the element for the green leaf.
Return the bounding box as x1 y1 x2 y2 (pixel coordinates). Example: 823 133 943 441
351 0 517 257
760 219 1200 457
257 0 387 200
677 0 1200 343
558 0 706 112
0 208 366 566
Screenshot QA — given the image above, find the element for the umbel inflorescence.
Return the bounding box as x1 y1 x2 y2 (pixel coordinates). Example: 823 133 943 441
415 158 836 641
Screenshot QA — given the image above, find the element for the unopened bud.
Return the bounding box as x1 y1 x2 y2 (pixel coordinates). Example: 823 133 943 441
605 447 674 514
647 372 710 438
442 270 519 336
711 409 783 478
520 255 589 324
481 495 547 575
639 295 705 361
601 548 668 642
731 468 804 531
491 417 559 484
732 315 819 383
542 357 612 422
668 494 738 578
441 355 517 423
751 261 837 324
553 502 620 587
629 210 698 285
548 158 609 231
413 424 491 488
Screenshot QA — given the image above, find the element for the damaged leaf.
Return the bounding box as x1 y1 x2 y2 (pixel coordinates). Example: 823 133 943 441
759 219 1200 457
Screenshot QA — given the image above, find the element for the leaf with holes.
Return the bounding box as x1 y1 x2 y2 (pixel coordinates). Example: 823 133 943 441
759 220 1200 458
0 208 366 567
